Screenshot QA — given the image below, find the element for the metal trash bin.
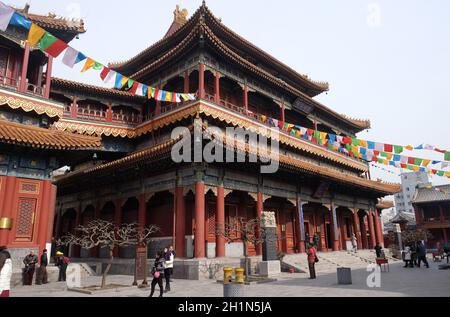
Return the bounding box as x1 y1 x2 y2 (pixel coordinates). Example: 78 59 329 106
337 268 352 285
223 283 245 297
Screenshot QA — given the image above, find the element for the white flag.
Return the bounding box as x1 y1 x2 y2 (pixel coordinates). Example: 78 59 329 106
104 70 116 84
62 47 79 68
0 3 14 31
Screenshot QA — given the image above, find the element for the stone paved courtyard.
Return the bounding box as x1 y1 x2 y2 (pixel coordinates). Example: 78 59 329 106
10 260 450 297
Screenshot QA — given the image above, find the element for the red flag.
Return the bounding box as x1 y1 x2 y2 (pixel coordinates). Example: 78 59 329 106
45 39 68 58
343 137 352 145
171 92 177 103
374 150 380 156
372 156 378 162
307 129 314 136
408 157 415 164
100 66 110 81
384 144 393 153
129 81 139 94
401 163 407 169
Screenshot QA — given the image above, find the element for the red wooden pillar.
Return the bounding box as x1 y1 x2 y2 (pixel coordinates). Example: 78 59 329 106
106 102 113 122
243 84 249 115
368 210 377 249
44 55 53 99
138 194 147 230
330 205 339 251
216 186 225 257
295 199 306 254
256 192 264 256
72 202 82 258
281 103 285 123
443 229 448 245
439 205 445 223
374 210 384 247
71 96 78 119
194 181 206 258
175 186 186 258
184 70 190 93
199 63 205 99
313 120 318 131
353 208 363 250
214 71 220 104
0 177 16 246
92 203 101 258
360 214 369 249
19 41 30 92
113 198 122 257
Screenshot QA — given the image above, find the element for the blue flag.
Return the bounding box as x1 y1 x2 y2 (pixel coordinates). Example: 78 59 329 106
9 12 31 30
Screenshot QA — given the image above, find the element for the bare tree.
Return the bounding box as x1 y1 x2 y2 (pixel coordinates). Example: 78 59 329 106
62 219 159 289
216 217 269 280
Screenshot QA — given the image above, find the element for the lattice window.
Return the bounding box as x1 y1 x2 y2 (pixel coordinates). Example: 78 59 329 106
208 209 216 235
15 198 36 242
19 182 39 194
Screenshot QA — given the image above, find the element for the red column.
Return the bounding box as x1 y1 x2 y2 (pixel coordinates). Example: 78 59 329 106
37 181 52 254
281 104 285 123
330 205 339 251
194 182 206 258
374 210 384 247
439 205 445 223
296 199 306 253
214 71 220 104
184 71 190 93
443 229 448 245
44 55 53 99
45 184 57 243
360 215 368 249
175 187 186 258
313 120 318 131
199 63 205 99
106 103 113 122
216 186 225 257
353 209 362 250
243 84 248 115
71 96 78 119
368 210 377 249
19 41 30 92
73 202 82 258
256 192 264 256
113 198 122 257
138 194 147 230
414 207 423 225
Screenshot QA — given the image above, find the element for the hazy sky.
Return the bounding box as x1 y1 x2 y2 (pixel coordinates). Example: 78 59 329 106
7 0 450 186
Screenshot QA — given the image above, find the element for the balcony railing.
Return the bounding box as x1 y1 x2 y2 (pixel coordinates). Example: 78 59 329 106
63 105 143 125
0 75 45 97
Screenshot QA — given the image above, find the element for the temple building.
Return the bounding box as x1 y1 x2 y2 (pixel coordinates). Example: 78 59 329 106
0 3 400 273
413 185 450 247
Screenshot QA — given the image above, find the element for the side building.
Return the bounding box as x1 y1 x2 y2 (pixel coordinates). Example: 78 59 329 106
394 171 429 213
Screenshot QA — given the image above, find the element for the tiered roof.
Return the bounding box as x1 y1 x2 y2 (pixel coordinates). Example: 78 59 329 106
108 3 369 132
0 120 101 150
413 185 450 204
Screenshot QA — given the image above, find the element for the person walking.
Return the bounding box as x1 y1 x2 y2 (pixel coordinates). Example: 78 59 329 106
410 242 418 267
313 233 320 249
0 247 12 297
374 243 383 259
37 249 49 285
23 250 38 285
163 247 174 293
351 234 358 253
168 245 176 282
417 241 429 268
56 252 70 282
306 243 318 279
403 246 411 268
149 250 165 297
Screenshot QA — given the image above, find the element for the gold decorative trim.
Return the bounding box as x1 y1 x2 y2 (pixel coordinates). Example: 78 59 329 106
0 94 63 118
53 121 136 138
0 217 13 230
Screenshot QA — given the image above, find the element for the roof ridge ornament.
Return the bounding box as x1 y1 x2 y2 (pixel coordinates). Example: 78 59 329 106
174 5 188 25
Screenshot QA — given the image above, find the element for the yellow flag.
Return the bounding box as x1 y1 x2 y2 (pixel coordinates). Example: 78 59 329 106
445 172 450 178
422 160 431 167
120 76 129 87
412 166 419 171
165 92 172 102
386 153 393 160
359 140 368 148
80 58 95 73
405 145 414 151
27 24 46 47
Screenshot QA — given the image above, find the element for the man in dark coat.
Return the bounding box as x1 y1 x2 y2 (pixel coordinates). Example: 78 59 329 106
23 251 38 285
56 252 70 282
417 241 429 268
36 249 49 285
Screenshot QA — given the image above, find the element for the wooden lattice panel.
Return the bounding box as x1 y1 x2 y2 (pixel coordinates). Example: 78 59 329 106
15 198 36 242
19 181 40 195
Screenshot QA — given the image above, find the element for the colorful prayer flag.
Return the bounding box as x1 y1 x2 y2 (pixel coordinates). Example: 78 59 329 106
445 152 450 161
100 66 110 81
394 145 403 154
0 3 14 31
27 23 46 47
80 58 96 73
62 47 79 68
9 12 31 30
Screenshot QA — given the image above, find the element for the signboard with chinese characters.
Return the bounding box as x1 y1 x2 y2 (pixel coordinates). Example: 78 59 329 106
135 243 148 281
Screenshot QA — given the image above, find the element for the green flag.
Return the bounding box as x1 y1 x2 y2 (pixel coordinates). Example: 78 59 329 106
414 158 423 166
394 145 403 154
93 62 103 70
445 152 450 161
38 32 57 51
352 138 359 146
437 171 445 177
407 165 414 171
380 152 387 158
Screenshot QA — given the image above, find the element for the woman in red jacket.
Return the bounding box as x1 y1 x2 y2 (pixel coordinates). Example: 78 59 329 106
306 243 317 279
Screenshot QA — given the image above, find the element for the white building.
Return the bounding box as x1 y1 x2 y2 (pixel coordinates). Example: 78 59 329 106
394 172 430 213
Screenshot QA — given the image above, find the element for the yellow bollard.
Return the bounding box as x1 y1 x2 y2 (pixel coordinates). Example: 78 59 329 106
223 267 233 284
235 268 245 284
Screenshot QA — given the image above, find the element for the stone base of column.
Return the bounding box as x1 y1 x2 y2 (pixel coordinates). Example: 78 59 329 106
258 261 281 278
